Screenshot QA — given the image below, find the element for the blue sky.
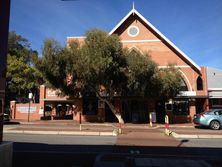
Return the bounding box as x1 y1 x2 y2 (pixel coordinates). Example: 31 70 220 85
10 0 222 69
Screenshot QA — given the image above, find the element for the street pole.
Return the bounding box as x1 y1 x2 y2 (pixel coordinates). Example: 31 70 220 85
0 0 11 143
28 99 31 122
28 92 33 122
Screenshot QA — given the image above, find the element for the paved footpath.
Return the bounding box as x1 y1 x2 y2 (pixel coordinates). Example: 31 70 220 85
3 120 222 139
162 125 222 139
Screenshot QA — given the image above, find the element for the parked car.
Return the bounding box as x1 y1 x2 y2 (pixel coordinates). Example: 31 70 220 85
193 109 222 130
3 113 10 122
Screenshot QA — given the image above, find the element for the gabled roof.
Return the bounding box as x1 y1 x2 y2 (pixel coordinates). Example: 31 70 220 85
109 8 201 71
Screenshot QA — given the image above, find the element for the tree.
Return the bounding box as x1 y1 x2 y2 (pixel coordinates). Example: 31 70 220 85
6 31 42 104
38 29 181 123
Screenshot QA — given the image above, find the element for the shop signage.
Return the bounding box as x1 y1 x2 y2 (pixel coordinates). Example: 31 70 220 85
17 106 37 113
179 91 196 97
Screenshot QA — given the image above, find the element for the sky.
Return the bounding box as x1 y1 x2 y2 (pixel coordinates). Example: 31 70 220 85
9 0 222 69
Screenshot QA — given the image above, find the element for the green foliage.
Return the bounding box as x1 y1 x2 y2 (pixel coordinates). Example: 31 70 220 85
125 50 158 97
6 31 42 101
38 29 182 100
156 65 182 99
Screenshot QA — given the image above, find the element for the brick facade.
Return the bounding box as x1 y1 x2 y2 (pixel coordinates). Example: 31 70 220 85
11 8 210 123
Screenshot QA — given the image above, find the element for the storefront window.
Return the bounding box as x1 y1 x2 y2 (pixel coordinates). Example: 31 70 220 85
83 97 98 115
210 99 222 107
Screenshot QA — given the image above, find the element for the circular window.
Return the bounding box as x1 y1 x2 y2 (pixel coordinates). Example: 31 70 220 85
128 26 139 37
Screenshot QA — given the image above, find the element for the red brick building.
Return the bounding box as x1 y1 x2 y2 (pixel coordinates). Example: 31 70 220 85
11 8 210 123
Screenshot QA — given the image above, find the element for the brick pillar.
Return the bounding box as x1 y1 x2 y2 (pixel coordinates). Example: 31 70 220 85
74 99 83 122
10 101 16 119
189 99 196 119
39 85 45 111
203 98 209 111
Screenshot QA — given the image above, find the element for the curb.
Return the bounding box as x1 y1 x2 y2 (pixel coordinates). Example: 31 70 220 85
3 130 118 136
171 131 222 139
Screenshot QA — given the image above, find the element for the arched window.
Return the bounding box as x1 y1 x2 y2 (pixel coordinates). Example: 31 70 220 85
180 78 188 91
197 76 203 90
128 46 143 55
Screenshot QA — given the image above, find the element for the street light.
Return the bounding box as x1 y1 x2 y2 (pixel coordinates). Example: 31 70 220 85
28 92 33 122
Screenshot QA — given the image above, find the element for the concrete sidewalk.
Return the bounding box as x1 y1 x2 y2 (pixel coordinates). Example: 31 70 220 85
4 120 222 139
3 121 120 136
164 126 222 139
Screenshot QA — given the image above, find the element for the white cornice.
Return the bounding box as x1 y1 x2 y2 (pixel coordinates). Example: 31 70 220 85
208 88 222 91
159 65 191 68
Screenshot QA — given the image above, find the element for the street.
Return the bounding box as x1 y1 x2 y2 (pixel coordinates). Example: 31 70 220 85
4 131 222 148
4 133 117 145
4 132 222 167
3 123 222 167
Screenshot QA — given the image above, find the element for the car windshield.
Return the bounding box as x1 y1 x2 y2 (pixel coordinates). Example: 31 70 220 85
2 1 222 167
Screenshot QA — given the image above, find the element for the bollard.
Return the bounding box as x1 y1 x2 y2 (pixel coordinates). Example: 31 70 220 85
149 112 152 127
79 124 82 131
79 112 82 131
79 112 82 124
165 115 170 136
118 123 122 134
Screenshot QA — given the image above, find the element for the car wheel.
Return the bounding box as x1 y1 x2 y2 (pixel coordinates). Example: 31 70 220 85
210 120 220 130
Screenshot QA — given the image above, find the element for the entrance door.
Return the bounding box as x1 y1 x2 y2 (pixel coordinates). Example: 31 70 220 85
122 99 148 123
196 98 205 114
155 101 166 123
105 102 117 122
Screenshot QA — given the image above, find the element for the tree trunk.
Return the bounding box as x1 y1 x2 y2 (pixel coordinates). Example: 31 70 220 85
104 99 124 124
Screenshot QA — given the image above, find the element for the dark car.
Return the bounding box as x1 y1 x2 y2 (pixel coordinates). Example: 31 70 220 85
3 113 10 122
193 109 222 130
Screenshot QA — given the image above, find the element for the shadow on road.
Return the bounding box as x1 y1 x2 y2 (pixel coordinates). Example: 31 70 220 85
12 142 222 167
3 121 20 125
177 139 189 147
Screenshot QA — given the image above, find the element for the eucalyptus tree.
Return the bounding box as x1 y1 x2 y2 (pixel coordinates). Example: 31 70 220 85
6 31 42 103
38 29 181 123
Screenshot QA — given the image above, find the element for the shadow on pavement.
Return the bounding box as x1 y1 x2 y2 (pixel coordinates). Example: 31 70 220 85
194 125 212 130
3 121 20 125
12 142 222 167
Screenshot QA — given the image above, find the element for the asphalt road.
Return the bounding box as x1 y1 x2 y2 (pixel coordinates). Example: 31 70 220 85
4 133 117 145
4 132 222 167
178 138 222 148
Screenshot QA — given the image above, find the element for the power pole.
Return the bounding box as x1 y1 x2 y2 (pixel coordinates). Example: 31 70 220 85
0 0 11 143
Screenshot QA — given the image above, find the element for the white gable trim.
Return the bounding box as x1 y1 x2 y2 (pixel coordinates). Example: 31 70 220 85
179 69 192 91
159 65 191 68
128 46 144 55
109 9 201 71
